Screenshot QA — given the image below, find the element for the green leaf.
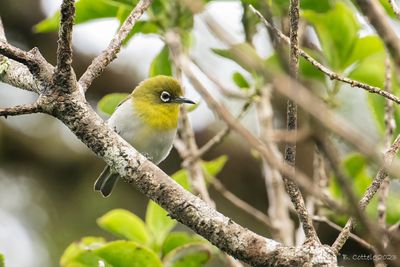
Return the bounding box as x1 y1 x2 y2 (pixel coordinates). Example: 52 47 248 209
34 0 121 32
162 232 207 256
345 36 385 67
232 72 250 89
95 241 162 267
379 0 397 18
97 209 149 244
163 243 212 267
61 238 162 267
303 2 360 70
300 0 333 12
186 101 200 113
60 237 107 267
0 253 4 267
171 169 191 191
212 43 265 74
149 45 172 77
162 232 196 256
146 201 177 250
202 155 228 177
97 93 129 116
124 20 159 45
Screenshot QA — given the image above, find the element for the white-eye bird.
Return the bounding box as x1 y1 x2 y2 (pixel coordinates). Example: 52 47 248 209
94 75 195 197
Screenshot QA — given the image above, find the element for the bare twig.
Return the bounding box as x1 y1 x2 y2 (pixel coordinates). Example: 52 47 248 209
282 0 318 243
313 216 375 251
388 0 400 19
78 0 152 91
54 0 76 88
0 103 41 117
249 5 400 106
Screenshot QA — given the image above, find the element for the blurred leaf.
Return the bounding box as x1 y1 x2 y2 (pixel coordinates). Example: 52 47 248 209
264 53 285 74
212 43 265 74
379 0 397 18
202 155 228 177
149 46 172 77
34 0 121 32
146 201 177 250
163 243 212 267
0 253 4 267
171 169 191 191
97 209 150 244
61 239 161 267
300 0 333 12
345 36 385 67
344 154 372 196
186 101 200 112
162 232 198 256
232 72 250 89
98 93 129 116
303 2 360 70
123 20 159 45
60 237 106 267
299 51 326 81
95 241 162 267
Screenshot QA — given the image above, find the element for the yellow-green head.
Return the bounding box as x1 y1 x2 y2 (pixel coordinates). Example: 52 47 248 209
131 75 194 131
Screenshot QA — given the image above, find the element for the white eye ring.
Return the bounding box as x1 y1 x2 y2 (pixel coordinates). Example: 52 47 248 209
160 91 171 102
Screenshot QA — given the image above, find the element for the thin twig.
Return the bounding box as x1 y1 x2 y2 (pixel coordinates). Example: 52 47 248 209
0 103 41 118
249 5 400 106
332 134 400 253
313 216 375 252
0 42 42 77
78 0 152 92
283 0 318 242
54 0 75 88
388 0 400 19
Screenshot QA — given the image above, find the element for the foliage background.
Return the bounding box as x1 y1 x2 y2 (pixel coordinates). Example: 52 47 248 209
1 0 400 266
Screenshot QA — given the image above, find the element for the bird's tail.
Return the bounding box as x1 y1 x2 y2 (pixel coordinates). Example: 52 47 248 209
94 165 119 197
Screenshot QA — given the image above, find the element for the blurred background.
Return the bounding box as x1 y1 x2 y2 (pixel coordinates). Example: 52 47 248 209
0 0 388 266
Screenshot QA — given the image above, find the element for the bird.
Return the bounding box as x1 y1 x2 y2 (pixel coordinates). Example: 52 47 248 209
94 75 195 197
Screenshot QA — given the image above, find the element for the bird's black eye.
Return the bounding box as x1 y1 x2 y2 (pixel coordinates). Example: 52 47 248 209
160 91 171 102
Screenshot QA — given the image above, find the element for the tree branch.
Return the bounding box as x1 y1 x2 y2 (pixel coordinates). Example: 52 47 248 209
0 103 41 118
249 5 400 106
282 0 318 243
78 0 152 92
54 0 76 89
388 0 400 19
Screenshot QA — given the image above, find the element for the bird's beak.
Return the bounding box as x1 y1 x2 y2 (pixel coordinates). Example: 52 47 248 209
174 97 195 104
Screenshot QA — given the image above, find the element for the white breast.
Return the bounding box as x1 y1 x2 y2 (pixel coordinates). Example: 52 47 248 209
108 98 176 165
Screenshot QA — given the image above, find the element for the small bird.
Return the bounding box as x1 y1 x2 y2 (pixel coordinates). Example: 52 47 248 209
94 75 195 197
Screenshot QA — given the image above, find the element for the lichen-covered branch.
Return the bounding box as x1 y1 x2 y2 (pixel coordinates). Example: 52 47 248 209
78 0 152 92
54 0 76 89
0 103 41 117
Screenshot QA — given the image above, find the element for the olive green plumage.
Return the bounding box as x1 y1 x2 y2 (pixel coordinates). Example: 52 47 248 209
94 75 194 197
